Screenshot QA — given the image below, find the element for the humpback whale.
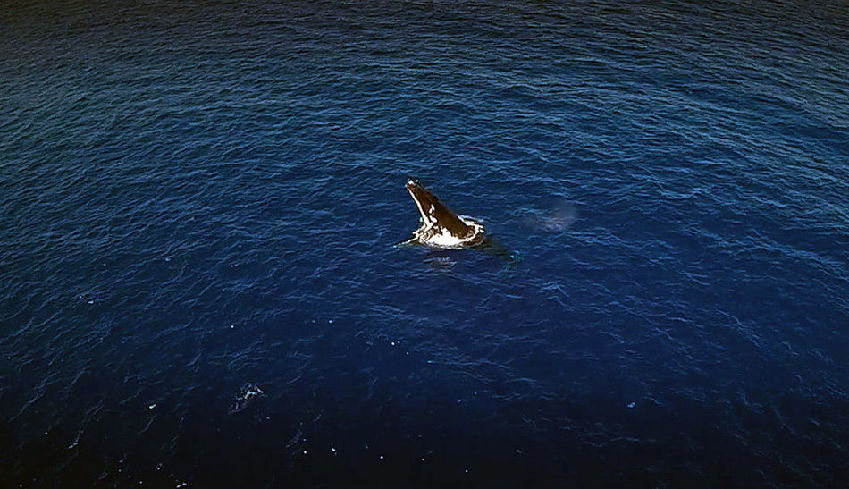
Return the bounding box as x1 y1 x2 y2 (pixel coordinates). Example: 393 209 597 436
405 178 486 248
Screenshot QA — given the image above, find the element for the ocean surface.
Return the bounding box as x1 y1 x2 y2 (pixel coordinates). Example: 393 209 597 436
2 0 849 487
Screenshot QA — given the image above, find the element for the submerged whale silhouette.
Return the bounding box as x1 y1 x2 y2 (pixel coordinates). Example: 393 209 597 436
404 178 486 248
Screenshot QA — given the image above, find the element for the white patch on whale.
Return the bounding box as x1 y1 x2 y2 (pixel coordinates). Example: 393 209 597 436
414 216 484 248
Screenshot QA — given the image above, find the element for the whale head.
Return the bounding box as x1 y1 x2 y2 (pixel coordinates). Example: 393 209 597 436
406 178 484 247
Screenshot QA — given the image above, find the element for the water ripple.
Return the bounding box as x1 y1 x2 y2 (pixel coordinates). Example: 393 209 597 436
2 0 849 487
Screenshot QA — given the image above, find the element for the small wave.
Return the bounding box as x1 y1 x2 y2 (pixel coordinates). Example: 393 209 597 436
229 383 265 414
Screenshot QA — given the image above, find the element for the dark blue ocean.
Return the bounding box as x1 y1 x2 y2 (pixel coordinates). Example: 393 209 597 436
2 0 849 487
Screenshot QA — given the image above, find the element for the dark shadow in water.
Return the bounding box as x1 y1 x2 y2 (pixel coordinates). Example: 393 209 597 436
4 390 848 489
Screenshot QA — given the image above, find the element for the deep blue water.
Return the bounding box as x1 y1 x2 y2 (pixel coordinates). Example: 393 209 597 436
2 0 849 487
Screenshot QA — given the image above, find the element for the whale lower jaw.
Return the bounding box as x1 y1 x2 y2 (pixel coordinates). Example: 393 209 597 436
413 216 485 249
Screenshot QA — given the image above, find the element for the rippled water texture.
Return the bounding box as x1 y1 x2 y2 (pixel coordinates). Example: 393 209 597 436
2 0 849 487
